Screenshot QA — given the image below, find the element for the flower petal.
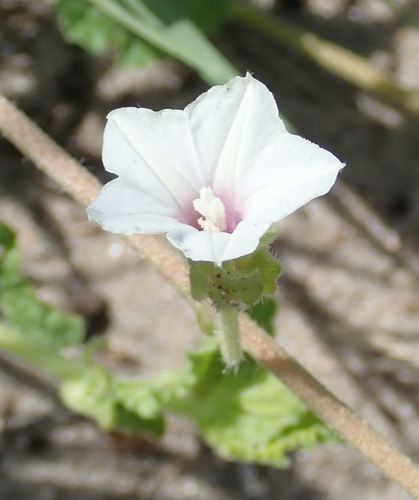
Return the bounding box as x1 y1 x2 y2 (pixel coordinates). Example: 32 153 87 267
221 219 272 261
243 135 343 223
166 218 271 266
89 73 343 266
103 107 207 210
167 225 232 265
87 178 182 235
185 73 285 199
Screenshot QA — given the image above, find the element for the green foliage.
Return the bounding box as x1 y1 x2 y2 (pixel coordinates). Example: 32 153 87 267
0 223 334 467
0 223 84 348
189 244 281 308
248 296 278 336
60 337 336 466
55 0 237 84
190 260 264 308
157 339 337 467
236 245 282 296
0 224 16 250
61 366 165 435
61 366 114 428
57 0 161 67
141 0 230 32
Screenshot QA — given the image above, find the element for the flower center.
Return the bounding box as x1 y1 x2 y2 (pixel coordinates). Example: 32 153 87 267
193 187 227 233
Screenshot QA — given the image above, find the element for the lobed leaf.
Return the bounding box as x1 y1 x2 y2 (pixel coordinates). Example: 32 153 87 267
163 340 337 467
109 339 338 467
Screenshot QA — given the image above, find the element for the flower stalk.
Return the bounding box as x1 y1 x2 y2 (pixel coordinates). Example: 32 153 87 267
1 92 419 498
215 306 243 369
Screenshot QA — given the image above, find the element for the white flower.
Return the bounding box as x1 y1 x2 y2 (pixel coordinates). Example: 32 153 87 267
87 73 343 266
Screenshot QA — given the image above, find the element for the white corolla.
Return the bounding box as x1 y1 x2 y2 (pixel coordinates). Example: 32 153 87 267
87 74 344 265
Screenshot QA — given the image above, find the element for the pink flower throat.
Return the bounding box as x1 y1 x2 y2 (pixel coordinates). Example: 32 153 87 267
186 187 241 234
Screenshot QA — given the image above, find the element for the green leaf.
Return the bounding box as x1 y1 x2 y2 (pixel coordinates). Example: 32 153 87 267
0 223 16 250
54 333 336 464
56 0 162 67
113 379 167 419
61 365 115 428
113 403 165 435
141 0 231 33
247 296 278 336
155 339 337 467
0 223 85 348
112 379 167 435
56 0 238 84
0 321 86 382
61 367 165 435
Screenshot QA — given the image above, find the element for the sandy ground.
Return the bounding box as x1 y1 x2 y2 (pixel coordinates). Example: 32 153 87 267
1 0 419 498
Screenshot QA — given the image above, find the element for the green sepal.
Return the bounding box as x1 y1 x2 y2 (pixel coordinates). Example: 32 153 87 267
235 245 282 295
189 229 281 308
190 260 263 308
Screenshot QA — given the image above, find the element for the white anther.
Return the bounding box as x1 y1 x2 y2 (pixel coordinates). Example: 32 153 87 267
193 187 227 233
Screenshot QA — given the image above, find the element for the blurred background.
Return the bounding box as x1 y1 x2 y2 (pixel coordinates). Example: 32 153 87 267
1 0 419 498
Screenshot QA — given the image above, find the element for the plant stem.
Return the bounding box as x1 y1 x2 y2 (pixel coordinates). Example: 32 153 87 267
1 91 419 496
0 96 102 207
215 307 243 369
0 93 191 295
238 313 419 498
231 1 419 115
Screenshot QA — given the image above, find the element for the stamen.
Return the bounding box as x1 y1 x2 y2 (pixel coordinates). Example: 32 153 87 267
193 187 227 233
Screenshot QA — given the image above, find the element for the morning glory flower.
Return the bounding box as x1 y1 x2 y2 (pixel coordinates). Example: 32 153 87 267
87 74 343 266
